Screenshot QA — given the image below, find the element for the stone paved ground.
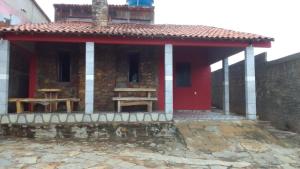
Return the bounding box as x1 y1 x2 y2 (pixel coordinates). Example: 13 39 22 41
0 121 300 169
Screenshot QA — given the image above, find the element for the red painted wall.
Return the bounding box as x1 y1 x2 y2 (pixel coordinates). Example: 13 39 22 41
158 46 165 110
29 54 37 98
158 46 211 111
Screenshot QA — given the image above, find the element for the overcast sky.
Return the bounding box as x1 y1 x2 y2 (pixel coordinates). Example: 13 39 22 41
35 0 300 71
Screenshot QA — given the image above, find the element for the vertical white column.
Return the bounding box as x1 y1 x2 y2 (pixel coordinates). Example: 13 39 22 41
85 42 95 114
164 44 173 115
245 45 257 120
223 58 230 115
0 40 9 114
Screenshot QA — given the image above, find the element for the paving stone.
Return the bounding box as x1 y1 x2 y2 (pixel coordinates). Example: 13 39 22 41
39 154 66 163
0 159 11 167
16 156 38 164
209 165 228 169
212 151 249 160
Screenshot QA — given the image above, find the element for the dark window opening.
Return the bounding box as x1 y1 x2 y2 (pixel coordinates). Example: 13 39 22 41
128 54 140 83
58 52 71 82
176 63 191 87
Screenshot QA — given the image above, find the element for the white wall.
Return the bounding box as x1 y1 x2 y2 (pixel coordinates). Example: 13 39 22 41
0 0 49 25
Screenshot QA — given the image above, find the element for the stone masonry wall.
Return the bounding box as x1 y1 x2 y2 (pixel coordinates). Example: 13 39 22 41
91 45 159 111
212 52 300 133
8 45 30 112
36 43 81 102
37 43 159 112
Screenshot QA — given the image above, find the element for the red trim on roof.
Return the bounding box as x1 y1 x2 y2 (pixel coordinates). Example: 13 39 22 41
4 34 271 48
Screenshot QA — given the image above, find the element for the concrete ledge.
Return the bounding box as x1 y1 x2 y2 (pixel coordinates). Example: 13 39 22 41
0 112 172 125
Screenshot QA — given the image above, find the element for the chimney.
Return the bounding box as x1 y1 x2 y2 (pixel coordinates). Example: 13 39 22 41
92 0 108 27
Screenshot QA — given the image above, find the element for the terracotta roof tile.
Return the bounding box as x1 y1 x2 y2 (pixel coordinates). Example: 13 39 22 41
0 22 273 42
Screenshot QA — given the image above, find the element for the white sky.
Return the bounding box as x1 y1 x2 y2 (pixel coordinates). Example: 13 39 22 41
36 0 300 71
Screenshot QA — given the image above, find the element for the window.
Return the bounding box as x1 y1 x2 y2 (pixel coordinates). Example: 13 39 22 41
128 53 140 83
176 63 191 87
57 52 71 82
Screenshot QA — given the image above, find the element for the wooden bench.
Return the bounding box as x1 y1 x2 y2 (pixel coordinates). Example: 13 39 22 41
9 98 80 113
113 88 157 112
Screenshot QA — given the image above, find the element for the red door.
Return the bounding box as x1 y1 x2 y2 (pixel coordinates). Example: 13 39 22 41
173 48 211 110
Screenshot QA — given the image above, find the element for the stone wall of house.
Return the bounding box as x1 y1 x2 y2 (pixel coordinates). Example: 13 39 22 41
36 43 82 111
8 45 30 112
212 52 300 133
37 43 160 112
90 45 160 111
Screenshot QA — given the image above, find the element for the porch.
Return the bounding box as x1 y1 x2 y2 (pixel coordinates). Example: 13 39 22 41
0 37 263 124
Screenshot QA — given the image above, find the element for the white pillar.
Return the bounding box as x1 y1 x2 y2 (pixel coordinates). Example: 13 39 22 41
164 44 173 115
223 58 230 115
245 45 257 120
0 40 9 114
85 42 95 114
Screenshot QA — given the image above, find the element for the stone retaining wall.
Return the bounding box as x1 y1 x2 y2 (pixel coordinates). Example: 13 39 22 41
212 52 300 133
0 122 175 139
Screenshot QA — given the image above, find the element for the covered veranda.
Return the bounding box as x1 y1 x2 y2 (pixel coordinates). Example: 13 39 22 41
0 23 272 124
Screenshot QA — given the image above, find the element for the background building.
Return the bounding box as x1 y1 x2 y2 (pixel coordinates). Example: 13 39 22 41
0 0 50 25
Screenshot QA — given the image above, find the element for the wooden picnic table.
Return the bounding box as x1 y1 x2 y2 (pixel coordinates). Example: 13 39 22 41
9 98 80 113
37 88 62 112
113 88 157 112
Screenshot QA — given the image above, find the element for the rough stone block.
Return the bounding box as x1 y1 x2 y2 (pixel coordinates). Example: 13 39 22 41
151 113 159 121
99 114 107 122
106 113 115 121
0 115 9 124
9 114 17 123
83 114 92 122
144 114 152 122
73 126 88 139
34 115 43 124
42 114 52 123
59 114 68 123
166 114 173 121
75 114 84 122
51 115 60 123
129 114 137 122
67 114 76 123
136 113 145 121
114 114 122 122
159 114 167 122
17 115 27 124
91 114 100 122
121 113 130 121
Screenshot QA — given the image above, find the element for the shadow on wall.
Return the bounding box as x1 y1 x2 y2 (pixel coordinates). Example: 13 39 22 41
212 52 300 134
